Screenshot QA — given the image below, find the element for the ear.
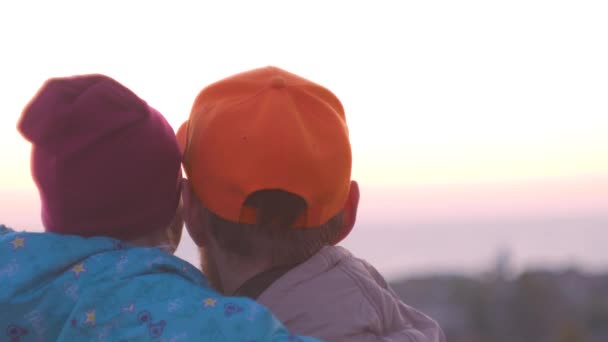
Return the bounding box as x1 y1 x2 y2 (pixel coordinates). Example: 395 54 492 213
181 179 207 247
333 180 360 245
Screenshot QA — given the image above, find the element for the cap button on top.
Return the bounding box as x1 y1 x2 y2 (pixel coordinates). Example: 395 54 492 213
270 76 286 89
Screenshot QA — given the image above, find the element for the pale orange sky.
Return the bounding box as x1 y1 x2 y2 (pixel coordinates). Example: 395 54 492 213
1 0 607 227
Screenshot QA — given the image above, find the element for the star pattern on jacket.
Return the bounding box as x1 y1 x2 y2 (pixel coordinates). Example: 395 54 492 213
72 263 86 278
203 298 217 308
10 236 25 250
85 310 96 326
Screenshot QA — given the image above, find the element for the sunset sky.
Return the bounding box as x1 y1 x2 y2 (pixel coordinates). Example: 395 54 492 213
1 1 607 275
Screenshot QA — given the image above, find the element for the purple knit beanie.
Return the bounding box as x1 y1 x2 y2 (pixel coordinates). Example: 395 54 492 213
17 74 182 239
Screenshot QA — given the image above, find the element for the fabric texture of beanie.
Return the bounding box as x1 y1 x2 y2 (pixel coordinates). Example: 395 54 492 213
18 74 182 239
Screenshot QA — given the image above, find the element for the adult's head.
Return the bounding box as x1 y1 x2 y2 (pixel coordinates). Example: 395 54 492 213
179 66 360 293
18 74 183 249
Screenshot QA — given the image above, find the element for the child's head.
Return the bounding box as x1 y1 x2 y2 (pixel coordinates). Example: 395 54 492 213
177 67 359 281
18 74 183 248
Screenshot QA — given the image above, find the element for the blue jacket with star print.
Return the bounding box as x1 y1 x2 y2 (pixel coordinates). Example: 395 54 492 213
0 224 321 342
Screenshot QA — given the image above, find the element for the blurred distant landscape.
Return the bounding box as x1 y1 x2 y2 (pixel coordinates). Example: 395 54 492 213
390 268 608 342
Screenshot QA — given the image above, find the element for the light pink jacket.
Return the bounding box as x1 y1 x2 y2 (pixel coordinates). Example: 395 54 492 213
258 246 446 342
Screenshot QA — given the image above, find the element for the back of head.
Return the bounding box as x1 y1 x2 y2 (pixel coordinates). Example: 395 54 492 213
18 74 182 240
179 66 353 264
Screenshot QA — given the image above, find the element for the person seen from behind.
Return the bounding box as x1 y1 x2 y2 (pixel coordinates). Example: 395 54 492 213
178 66 446 342
0 74 319 342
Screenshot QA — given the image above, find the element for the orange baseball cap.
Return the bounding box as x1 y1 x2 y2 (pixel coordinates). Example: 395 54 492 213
178 66 352 228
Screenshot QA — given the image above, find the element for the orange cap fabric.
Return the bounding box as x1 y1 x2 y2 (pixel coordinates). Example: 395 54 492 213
178 66 352 228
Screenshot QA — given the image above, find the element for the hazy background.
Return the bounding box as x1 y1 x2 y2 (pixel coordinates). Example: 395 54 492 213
1 0 607 280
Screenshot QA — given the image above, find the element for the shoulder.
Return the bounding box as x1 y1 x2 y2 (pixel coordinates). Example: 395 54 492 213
261 246 446 341
61 290 313 341
57 248 301 340
258 246 386 336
